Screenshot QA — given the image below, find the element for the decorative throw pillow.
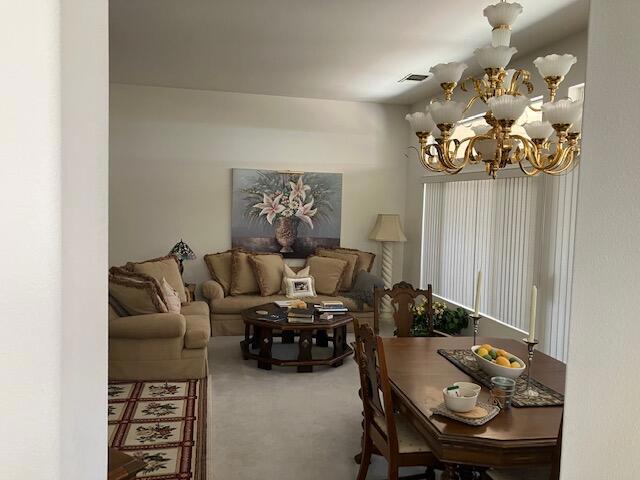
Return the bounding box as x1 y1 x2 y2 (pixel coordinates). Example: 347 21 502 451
203 249 233 296
230 250 260 296
316 248 359 291
160 277 181 314
108 273 168 316
126 255 187 303
284 264 310 278
334 247 376 273
305 255 348 296
249 253 285 296
283 276 316 299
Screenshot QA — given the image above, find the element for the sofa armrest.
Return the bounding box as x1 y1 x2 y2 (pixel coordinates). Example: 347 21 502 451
201 279 225 300
109 313 186 339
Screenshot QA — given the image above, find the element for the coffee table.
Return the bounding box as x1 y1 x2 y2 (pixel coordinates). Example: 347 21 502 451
240 303 354 372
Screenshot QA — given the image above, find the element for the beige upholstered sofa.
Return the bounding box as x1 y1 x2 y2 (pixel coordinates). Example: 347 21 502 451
202 247 379 336
108 254 211 380
109 301 211 380
201 279 374 336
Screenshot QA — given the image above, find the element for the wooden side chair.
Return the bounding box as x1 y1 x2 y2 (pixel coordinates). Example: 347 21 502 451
374 281 447 337
353 322 441 480
486 417 563 480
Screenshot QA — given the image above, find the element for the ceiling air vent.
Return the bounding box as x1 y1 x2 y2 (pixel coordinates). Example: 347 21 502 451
399 73 429 82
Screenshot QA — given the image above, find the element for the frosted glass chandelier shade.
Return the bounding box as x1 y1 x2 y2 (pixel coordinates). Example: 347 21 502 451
524 121 554 140
533 54 577 78
542 99 583 125
472 125 497 160
483 1 523 28
475 46 518 69
429 101 465 125
569 113 583 134
430 62 468 84
491 28 512 47
487 95 529 121
405 112 436 134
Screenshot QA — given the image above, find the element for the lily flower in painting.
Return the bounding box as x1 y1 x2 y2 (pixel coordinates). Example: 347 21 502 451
254 193 285 224
295 198 317 228
289 176 311 201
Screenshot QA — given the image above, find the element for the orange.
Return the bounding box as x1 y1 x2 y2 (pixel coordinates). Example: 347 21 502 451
480 344 493 351
496 349 508 358
495 356 511 367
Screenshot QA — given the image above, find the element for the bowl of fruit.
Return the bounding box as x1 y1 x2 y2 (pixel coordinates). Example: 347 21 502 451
471 344 526 379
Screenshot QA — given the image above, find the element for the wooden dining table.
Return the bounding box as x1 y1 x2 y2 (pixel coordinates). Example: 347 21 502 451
382 336 564 478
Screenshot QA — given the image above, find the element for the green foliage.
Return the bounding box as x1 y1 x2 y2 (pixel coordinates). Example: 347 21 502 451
410 301 470 336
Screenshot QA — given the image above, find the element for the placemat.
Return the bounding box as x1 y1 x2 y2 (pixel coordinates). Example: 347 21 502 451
438 349 564 408
431 401 500 426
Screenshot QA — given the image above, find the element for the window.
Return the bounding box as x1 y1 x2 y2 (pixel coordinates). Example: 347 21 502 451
420 89 582 362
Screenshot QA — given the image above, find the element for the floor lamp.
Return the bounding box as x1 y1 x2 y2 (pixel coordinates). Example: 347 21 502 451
369 214 407 318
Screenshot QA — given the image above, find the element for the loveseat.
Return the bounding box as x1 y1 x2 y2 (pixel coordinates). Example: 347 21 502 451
202 247 377 336
108 255 210 379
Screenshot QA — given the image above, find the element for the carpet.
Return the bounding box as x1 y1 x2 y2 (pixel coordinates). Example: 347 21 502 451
108 378 207 479
209 332 427 480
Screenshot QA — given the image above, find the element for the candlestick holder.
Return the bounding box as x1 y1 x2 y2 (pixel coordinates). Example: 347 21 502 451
470 313 481 347
464 313 482 361
522 338 539 397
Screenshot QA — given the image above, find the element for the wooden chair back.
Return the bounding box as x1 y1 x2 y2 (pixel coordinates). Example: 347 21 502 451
353 322 399 454
374 281 435 337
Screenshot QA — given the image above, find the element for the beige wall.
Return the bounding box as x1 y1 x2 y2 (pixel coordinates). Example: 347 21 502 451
402 30 589 287
1 0 108 478
562 2 640 477
110 85 410 287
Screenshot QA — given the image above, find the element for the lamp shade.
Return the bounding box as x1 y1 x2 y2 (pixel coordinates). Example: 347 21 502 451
169 239 196 261
369 214 407 242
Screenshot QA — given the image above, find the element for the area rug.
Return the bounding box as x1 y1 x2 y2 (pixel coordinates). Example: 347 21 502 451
108 378 207 479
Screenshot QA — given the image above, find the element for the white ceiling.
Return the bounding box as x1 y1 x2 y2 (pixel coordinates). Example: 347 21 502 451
109 0 589 105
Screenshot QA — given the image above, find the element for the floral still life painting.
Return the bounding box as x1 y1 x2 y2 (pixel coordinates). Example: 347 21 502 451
232 169 342 258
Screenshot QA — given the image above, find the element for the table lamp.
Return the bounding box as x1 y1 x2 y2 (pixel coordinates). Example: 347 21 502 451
369 214 407 315
169 239 196 274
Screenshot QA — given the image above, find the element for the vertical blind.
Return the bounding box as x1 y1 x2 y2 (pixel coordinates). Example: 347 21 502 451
421 171 579 361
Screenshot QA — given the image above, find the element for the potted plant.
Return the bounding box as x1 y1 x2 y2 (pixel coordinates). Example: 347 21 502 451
410 300 470 336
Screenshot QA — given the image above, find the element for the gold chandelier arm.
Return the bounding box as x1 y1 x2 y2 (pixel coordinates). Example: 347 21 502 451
463 94 484 113
439 137 473 171
507 69 535 96
460 75 487 98
407 145 447 173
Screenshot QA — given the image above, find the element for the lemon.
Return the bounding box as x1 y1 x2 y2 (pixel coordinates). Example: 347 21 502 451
496 356 511 367
511 361 521 368
476 347 488 357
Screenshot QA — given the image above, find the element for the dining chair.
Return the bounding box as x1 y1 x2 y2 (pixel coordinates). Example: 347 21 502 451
485 417 563 480
353 321 441 480
374 281 447 337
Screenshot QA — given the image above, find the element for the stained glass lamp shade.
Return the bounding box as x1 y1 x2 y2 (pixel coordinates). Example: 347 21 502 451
169 239 196 273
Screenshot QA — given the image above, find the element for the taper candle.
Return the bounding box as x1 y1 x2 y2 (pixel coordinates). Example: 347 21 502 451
474 270 482 315
528 285 537 342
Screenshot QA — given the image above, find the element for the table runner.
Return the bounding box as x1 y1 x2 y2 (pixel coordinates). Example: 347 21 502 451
438 349 564 407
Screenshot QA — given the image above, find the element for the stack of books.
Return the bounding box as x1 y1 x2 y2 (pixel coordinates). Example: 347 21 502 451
287 307 315 323
315 301 348 314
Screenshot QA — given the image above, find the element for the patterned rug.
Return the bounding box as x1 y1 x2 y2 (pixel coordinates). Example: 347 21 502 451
108 379 207 479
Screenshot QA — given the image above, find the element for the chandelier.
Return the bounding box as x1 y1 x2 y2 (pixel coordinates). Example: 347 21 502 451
405 1 583 178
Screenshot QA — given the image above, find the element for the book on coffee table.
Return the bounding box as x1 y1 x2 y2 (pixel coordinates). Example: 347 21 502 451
287 308 315 323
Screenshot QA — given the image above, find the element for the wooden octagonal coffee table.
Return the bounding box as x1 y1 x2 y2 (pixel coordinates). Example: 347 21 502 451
240 303 354 372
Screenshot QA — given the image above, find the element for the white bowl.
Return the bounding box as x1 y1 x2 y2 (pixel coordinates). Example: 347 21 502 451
442 387 479 413
471 345 526 380
454 381 482 395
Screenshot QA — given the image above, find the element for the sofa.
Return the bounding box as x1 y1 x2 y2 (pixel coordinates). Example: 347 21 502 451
202 247 378 336
108 255 211 380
